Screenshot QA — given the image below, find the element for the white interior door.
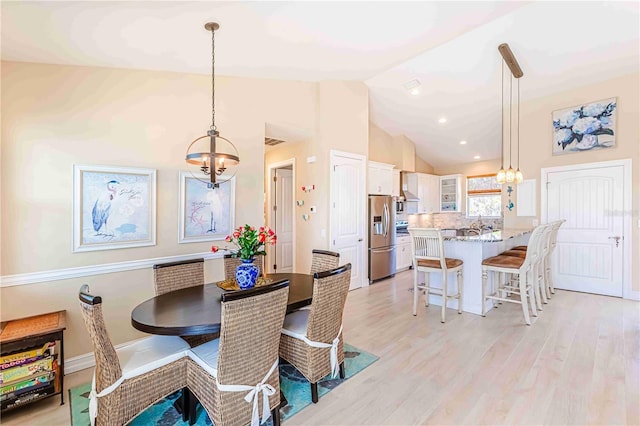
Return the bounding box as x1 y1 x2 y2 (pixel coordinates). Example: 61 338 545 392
330 151 366 290
274 168 293 272
545 164 624 296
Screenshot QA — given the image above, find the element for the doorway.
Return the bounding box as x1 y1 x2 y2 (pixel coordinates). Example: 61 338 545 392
267 159 296 273
541 159 632 298
330 150 367 290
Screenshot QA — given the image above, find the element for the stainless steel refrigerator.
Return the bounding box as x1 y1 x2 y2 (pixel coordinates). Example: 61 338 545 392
368 195 396 283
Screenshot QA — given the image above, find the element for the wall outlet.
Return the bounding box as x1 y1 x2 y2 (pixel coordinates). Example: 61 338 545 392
532 218 539 226
320 229 326 238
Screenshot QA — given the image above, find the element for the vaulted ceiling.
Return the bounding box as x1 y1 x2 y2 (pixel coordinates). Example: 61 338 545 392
3 1 638 167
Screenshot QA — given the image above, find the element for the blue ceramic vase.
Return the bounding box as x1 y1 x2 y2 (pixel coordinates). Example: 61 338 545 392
236 258 259 289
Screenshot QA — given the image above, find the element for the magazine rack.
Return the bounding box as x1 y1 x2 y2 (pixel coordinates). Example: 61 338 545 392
0 311 66 412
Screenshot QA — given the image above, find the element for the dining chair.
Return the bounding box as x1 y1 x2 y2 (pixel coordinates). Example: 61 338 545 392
408 228 463 323
223 254 264 280
310 249 340 275
481 224 547 325
279 264 352 404
153 258 215 347
185 280 290 426
78 284 190 426
153 258 204 295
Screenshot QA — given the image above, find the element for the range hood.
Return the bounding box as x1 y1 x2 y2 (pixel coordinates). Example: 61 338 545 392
402 189 420 201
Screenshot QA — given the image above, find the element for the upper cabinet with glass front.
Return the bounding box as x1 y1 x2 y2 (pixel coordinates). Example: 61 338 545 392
439 174 463 212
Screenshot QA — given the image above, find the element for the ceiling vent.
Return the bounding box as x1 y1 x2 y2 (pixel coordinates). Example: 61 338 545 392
265 137 286 146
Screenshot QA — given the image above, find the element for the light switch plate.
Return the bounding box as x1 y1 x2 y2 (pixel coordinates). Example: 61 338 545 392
532 218 539 226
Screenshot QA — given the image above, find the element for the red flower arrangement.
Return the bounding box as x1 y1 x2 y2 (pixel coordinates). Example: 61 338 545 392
211 224 276 260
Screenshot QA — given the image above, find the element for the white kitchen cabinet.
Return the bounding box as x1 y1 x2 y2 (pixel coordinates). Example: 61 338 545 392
392 169 401 197
440 174 463 212
395 235 413 271
404 172 439 213
368 161 394 195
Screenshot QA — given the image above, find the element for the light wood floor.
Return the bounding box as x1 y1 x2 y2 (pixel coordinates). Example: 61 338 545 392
3 270 639 425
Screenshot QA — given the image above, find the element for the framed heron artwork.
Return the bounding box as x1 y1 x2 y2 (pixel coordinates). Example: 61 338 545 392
73 165 156 252
178 171 235 244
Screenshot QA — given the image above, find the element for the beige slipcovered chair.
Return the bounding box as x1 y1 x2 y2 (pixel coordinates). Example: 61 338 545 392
223 254 265 280
186 281 290 426
310 249 340 275
153 258 215 347
481 224 547 325
279 264 352 403
153 258 204 295
408 228 464 323
78 285 190 426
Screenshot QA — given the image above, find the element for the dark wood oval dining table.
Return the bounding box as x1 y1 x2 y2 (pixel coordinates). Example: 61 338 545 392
131 273 314 336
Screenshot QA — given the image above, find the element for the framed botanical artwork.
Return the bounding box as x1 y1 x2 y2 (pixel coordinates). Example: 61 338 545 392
73 165 156 252
179 171 235 243
552 97 616 155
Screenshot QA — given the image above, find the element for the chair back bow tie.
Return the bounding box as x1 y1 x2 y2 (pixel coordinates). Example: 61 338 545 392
88 372 125 426
301 325 343 378
217 359 279 426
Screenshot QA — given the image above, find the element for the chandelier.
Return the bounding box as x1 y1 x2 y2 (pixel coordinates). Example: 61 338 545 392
185 22 239 188
496 43 523 185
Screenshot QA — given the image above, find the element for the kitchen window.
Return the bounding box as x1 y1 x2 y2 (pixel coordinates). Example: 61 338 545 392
466 174 502 217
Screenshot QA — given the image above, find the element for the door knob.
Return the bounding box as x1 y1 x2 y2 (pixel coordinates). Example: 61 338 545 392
358 238 363 242
608 236 621 247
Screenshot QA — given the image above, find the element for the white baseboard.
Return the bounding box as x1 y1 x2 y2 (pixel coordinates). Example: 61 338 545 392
65 338 146 374
625 290 640 301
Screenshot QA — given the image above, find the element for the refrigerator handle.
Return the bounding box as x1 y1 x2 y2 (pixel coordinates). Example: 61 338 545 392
383 203 388 237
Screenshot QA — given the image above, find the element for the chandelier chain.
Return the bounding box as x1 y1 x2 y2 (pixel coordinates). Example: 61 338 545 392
211 27 216 131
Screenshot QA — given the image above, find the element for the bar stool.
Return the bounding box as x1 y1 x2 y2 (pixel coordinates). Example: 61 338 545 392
545 220 565 296
408 228 463 323
481 224 547 325
501 224 552 310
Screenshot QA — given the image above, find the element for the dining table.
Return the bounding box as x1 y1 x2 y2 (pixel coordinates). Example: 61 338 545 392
131 272 314 336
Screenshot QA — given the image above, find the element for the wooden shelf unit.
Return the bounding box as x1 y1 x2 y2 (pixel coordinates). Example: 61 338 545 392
0 311 66 413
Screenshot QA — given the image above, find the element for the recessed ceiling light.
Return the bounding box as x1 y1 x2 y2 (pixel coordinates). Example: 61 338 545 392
474 155 481 160
438 117 447 124
409 88 420 96
459 140 467 145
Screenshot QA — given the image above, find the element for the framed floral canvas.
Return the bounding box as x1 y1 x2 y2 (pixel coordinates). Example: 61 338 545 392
73 165 156 252
552 97 616 155
179 171 235 243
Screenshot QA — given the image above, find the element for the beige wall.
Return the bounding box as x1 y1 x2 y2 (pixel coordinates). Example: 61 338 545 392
369 121 434 173
264 141 314 272
504 73 639 292
414 155 435 174
0 61 341 358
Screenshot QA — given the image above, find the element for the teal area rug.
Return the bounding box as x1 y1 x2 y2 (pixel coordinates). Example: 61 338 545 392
70 343 377 425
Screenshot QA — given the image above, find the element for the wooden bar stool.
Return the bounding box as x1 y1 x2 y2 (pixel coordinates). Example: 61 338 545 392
481 225 547 325
408 228 463 323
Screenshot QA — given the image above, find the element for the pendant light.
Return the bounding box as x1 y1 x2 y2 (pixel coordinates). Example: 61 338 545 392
514 76 524 184
497 43 524 184
185 22 240 188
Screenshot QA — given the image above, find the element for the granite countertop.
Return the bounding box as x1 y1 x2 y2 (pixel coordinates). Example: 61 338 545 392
442 228 533 243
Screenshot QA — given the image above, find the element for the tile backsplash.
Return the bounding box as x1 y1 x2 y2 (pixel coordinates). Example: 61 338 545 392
408 213 503 230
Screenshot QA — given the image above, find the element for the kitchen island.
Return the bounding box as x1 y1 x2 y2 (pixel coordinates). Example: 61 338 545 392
415 228 532 315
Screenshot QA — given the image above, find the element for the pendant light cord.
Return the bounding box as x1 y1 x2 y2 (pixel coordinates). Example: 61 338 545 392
508 66 513 169
211 28 216 131
500 61 504 170
517 77 520 171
